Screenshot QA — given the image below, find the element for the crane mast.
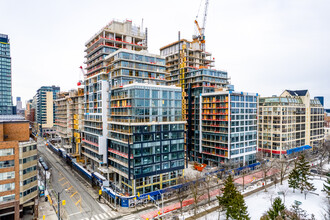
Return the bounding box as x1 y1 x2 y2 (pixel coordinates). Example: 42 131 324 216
194 0 209 51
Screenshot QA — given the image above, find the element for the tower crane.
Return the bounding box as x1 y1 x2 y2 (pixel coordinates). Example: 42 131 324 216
193 0 209 51
77 66 86 86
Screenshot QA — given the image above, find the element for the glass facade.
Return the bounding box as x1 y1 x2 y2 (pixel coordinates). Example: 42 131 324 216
0 34 12 115
36 86 60 133
200 92 258 166
108 84 185 195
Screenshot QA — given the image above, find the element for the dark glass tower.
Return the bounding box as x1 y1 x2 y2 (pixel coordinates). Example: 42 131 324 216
0 34 13 115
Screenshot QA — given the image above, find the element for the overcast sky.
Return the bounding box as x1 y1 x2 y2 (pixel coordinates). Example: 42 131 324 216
1 0 330 108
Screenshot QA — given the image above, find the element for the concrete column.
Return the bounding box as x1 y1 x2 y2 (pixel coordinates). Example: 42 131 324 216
118 174 122 187
14 201 20 220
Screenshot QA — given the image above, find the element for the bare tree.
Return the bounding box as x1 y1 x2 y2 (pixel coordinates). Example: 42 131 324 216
203 175 215 204
278 185 290 204
217 160 234 181
256 151 275 192
275 158 292 185
190 173 205 216
318 140 330 172
176 177 189 216
240 162 250 192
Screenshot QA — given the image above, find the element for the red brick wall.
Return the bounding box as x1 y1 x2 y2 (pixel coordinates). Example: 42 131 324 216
0 141 20 201
1 122 29 142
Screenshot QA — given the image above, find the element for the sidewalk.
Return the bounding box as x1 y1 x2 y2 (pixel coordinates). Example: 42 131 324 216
38 197 57 220
140 167 278 220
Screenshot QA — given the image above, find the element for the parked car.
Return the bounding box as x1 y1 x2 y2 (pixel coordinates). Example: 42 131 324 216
310 169 318 174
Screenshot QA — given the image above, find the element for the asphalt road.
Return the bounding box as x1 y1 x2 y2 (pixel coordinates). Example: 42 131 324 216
37 138 119 220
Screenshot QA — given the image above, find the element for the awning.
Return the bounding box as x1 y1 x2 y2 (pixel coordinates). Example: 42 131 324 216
286 145 312 155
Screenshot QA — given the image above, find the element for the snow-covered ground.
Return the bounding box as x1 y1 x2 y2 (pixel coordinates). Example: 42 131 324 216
323 162 330 171
198 177 328 220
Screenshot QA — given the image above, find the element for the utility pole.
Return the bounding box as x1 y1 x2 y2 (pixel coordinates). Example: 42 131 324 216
161 193 164 216
57 192 60 220
44 171 47 191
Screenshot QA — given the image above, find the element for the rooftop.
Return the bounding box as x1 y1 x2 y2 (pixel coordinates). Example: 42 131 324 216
0 115 26 122
285 89 308 96
121 82 181 90
0 33 9 43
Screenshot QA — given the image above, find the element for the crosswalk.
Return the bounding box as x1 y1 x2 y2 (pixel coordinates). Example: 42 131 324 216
119 214 139 220
80 212 119 220
120 214 140 220
80 212 140 220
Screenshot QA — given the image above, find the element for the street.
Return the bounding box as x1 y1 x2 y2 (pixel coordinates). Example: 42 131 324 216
37 138 121 220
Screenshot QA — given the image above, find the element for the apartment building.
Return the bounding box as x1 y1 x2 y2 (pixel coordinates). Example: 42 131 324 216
258 90 324 158
36 86 60 136
108 83 185 196
25 99 35 128
0 115 38 219
0 34 13 115
160 39 231 166
54 89 84 154
54 91 69 147
82 20 147 171
200 91 258 166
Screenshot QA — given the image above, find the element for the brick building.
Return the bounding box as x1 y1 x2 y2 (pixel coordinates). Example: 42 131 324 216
0 115 38 219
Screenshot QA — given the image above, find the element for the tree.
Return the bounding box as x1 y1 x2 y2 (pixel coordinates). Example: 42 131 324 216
266 197 286 220
322 174 330 198
203 175 214 204
256 151 275 192
296 154 316 193
275 158 292 185
286 200 308 220
288 160 300 193
176 177 189 216
218 175 250 220
317 140 330 171
189 173 204 216
240 161 249 192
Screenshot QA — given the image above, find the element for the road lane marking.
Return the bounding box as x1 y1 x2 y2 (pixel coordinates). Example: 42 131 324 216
107 212 115 217
94 215 100 220
67 185 73 190
61 181 69 186
75 199 81 205
70 191 78 198
68 211 81 217
101 213 109 218
59 177 65 181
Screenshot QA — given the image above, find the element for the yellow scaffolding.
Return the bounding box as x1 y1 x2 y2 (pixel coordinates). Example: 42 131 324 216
180 43 187 119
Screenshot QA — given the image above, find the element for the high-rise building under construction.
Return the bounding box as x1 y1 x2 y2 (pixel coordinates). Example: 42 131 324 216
82 20 147 170
83 20 185 197
160 34 258 166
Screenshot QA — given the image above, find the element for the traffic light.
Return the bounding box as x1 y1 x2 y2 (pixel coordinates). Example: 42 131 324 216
137 192 140 197
99 190 102 195
62 200 66 206
148 195 150 200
